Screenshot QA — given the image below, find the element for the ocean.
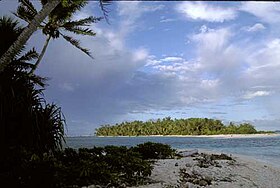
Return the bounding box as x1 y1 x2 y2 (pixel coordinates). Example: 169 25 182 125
65 135 280 167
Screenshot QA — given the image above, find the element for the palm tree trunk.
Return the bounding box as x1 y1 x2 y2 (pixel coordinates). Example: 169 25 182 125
29 35 51 75
0 0 60 73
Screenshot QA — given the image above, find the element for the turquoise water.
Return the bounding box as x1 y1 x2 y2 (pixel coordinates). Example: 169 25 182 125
65 135 280 167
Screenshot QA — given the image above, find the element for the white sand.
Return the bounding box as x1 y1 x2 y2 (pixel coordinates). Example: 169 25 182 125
129 150 280 188
98 133 279 138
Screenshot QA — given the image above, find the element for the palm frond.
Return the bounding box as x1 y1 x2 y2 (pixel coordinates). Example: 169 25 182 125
18 48 38 62
63 16 102 27
0 16 25 58
99 0 111 24
14 3 36 23
50 0 88 22
61 33 93 59
19 0 37 15
64 26 96 36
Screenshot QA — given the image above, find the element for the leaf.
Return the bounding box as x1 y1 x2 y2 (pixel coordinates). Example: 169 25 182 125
18 48 39 62
61 34 93 59
50 1 87 23
64 26 96 36
14 3 37 23
63 16 102 27
99 0 111 24
19 0 37 15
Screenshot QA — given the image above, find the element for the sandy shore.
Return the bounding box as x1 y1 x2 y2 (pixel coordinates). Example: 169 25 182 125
98 133 279 138
129 150 280 188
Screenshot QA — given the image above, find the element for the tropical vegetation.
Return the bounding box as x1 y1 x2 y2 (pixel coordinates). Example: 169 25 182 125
15 0 102 74
0 0 60 72
0 16 65 154
1 142 176 187
0 0 110 72
95 117 272 136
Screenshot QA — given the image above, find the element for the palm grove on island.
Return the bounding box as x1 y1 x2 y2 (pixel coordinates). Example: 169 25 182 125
0 1 279 188
95 117 271 136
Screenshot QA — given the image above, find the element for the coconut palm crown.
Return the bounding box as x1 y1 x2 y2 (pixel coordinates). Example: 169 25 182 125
15 0 102 74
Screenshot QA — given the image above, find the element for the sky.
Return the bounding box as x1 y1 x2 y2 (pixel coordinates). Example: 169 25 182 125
1 1 280 136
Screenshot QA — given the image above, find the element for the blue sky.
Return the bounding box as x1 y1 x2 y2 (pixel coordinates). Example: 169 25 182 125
1 1 280 136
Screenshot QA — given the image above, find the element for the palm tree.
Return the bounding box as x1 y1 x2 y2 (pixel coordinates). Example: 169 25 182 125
16 0 102 74
0 0 61 72
0 0 111 73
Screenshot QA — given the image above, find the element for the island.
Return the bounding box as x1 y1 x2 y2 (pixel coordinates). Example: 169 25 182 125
95 117 275 136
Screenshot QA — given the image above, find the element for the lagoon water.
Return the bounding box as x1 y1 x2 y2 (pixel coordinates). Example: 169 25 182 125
66 135 280 167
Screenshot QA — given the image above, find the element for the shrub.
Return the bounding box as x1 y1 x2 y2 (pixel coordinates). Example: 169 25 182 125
131 142 176 159
52 146 153 187
1 142 178 187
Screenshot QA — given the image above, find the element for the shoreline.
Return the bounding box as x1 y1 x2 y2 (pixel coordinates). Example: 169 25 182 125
96 133 279 138
129 149 280 188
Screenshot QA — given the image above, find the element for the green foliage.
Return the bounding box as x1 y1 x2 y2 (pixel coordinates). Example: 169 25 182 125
132 142 176 160
0 16 65 154
16 0 102 60
60 146 153 187
1 144 158 188
0 16 24 58
0 148 59 188
95 118 261 136
0 17 65 187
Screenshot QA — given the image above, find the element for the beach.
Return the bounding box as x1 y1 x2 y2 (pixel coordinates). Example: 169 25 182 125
129 150 280 188
97 133 279 138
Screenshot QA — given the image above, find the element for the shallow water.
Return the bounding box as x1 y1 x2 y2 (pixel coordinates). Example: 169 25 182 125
65 135 280 167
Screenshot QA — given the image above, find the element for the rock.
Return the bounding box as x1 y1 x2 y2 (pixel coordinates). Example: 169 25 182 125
175 162 179 166
192 179 200 185
198 179 208 186
204 176 212 183
179 149 198 157
211 153 233 160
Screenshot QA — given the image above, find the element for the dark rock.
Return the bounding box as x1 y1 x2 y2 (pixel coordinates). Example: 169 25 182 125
211 153 233 160
204 176 212 183
198 179 208 186
178 149 198 157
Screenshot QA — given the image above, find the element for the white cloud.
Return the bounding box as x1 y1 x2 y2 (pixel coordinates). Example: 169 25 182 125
103 31 124 50
161 56 184 62
116 2 165 38
145 56 186 67
246 39 280 80
153 61 200 74
240 2 280 24
192 27 232 52
243 91 270 99
145 58 161 66
191 26 243 76
117 1 142 17
132 48 149 62
176 2 237 22
245 23 266 32
200 79 220 89
160 18 176 23
199 25 209 33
